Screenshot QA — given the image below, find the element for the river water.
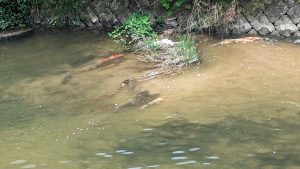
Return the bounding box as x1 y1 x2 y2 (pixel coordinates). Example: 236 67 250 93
0 31 299 169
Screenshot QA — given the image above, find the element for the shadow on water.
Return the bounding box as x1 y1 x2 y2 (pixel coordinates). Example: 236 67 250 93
73 116 300 168
0 30 114 86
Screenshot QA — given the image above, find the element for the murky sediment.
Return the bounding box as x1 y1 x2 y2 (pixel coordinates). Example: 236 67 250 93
0 31 299 169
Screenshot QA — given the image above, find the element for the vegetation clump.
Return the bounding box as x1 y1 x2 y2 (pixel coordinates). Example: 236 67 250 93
0 0 29 30
109 12 199 70
109 13 157 47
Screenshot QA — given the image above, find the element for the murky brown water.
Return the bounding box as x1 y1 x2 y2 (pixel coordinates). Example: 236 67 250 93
0 31 299 169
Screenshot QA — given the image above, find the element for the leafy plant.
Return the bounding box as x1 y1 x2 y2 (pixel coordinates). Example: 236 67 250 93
176 35 198 64
160 0 191 16
0 0 29 30
109 13 156 47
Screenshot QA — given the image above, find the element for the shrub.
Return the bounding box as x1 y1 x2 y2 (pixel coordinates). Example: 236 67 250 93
31 0 89 28
109 13 156 47
0 0 29 30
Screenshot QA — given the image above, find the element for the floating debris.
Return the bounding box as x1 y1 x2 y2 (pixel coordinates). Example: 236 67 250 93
176 160 197 165
122 152 134 155
141 97 164 109
171 157 187 160
10 160 27 165
143 128 154 131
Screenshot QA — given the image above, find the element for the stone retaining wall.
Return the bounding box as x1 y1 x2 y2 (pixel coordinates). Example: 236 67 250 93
230 0 300 38
81 0 300 38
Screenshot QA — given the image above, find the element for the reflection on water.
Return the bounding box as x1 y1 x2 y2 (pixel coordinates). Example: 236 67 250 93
0 31 299 169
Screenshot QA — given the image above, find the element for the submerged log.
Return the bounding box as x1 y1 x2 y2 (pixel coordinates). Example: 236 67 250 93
60 53 124 84
79 53 124 72
212 36 264 46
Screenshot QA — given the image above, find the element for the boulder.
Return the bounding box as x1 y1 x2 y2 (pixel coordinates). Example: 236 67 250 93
287 4 300 24
247 29 258 36
275 15 299 37
298 23 300 29
231 14 252 35
247 14 275 35
270 30 281 37
264 0 288 23
285 0 295 7
98 10 119 29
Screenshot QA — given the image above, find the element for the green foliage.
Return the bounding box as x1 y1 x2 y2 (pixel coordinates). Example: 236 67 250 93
31 0 89 28
0 0 29 30
109 13 156 47
176 35 198 64
160 0 191 16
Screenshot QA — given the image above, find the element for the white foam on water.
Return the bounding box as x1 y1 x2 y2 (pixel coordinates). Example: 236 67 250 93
96 153 106 156
116 150 127 153
189 148 201 151
10 160 27 165
206 156 219 160
104 155 112 158
147 165 160 168
59 160 72 164
20 164 36 169
172 151 185 154
128 167 142 169
176 160 197 165
171 157 187 160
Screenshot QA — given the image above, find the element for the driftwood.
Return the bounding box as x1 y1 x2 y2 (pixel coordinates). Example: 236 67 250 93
0 29 34 40
212 36 264 46
61 53 124 84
